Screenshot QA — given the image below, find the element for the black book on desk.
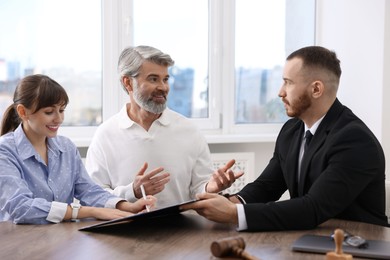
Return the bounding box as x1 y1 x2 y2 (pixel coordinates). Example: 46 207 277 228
79 199 197 231
292 234 390 259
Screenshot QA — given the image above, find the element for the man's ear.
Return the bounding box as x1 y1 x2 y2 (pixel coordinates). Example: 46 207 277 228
312 80 324 99
16 104 27 120
122 76 133 93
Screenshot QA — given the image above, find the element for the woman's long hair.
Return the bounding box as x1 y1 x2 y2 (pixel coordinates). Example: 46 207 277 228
0 74 69 136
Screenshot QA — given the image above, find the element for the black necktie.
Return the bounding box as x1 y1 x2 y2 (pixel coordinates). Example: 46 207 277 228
304 130 313 152
298 130 314 188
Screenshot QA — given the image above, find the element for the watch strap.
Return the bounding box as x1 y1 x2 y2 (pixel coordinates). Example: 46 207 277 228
70 203 81 220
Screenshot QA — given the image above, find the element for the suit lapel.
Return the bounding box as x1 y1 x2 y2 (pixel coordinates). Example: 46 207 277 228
298 98 344 195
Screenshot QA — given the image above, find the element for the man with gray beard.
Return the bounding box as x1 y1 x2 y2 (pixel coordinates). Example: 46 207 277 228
86 46 243 208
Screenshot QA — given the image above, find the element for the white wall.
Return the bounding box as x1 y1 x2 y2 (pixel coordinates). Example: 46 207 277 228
382 1 390 179
210 0 390 180
209 142 275 177
316 0 386 140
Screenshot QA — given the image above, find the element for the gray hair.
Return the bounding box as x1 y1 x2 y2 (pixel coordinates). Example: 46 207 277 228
118 45 175 92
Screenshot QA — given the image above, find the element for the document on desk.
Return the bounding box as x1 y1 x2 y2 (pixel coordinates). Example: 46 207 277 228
292 234 390 259
79 199 198 231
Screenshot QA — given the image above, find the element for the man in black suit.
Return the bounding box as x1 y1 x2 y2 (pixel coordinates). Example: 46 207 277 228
182 46 388 231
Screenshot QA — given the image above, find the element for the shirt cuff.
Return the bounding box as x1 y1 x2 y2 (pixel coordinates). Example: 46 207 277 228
111 182 137 202
105 197 125 209
235 194 247 204
203 182 208 193
46 201 68 223
236 204 248 231
125 182 137 202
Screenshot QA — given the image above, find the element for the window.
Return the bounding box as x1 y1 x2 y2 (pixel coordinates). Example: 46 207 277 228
0 0 102 127
128 0 315 135
133 0 209 119
235 0 288 124
130 0 219 129
0 0 315 145
229 0 316 134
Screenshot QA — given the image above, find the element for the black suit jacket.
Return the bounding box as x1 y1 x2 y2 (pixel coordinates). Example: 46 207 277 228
238 99 388 231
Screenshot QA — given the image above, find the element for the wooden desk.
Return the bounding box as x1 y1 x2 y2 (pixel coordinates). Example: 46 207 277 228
1 212 389 260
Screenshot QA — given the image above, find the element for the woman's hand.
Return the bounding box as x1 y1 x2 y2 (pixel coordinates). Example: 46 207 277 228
69 206 132 221
89 207 133 220
116 195 157 213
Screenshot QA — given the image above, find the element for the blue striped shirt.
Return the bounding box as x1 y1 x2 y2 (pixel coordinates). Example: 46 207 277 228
0 124 121 224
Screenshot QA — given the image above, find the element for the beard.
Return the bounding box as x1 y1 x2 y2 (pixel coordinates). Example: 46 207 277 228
132 81 167 114
283 92 311 118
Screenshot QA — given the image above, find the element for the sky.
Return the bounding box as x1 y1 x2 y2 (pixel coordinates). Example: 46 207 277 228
0 0 101 72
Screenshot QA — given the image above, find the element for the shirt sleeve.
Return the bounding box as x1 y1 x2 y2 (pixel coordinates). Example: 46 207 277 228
105 197 125 209
236 204 248 231
85 137 114 190
85 131 135 199
46 201 68 223
0 154 54 224
74 152 124 207
111 182 137 202
190 133 214 197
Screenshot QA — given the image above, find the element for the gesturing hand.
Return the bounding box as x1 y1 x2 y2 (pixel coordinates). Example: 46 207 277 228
133 162 170 199
206 159 244 193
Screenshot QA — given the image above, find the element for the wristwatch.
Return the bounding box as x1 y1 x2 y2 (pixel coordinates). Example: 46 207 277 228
331 230 368 249
218 193 246 204
70 203 81 220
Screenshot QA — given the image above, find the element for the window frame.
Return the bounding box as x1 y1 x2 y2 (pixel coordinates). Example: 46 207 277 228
58 0 129 145
207 0 287 139
59 0 315 146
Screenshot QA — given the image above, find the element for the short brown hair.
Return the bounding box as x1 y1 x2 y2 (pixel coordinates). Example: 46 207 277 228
287 46 342 79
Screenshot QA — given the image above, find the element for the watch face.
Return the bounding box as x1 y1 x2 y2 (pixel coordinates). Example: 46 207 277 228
331 231 368 249
71 203 81 209
345 236 368 248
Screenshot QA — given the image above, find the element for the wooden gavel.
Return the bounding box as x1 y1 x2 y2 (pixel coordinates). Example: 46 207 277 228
210 236 259 260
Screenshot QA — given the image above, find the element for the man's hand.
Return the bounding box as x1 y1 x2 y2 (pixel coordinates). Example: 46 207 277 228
206 159 244 193
133 162 170 198
180 193 238 224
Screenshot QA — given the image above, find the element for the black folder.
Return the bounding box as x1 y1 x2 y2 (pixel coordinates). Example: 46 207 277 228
291 234 390 259
78 199 197 231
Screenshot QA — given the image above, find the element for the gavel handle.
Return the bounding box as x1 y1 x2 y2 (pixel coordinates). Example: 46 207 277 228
232 246 260 260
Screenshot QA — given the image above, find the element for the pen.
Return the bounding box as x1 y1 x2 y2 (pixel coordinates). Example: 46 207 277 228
140 184 151 212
